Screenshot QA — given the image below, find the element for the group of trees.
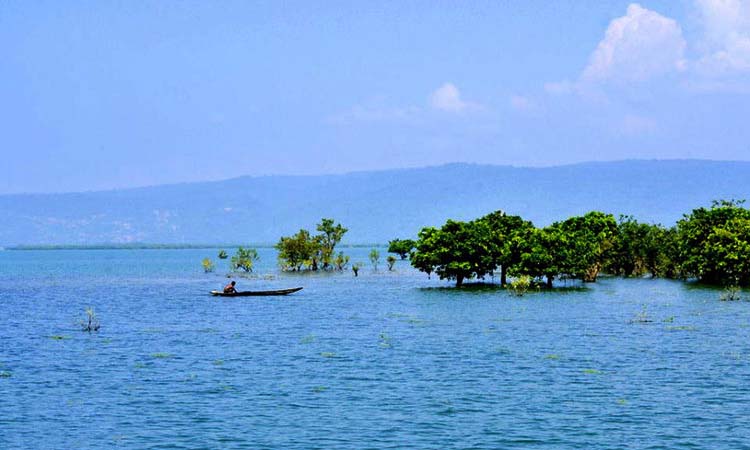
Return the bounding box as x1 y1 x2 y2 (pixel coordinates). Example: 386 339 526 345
203 246 260 273
405 200 750 288
276 218 350 271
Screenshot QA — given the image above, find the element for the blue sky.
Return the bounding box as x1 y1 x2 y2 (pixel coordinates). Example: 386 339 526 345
2 0 749 193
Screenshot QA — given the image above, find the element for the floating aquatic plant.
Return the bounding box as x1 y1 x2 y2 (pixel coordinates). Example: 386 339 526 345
150 353 172 359
320 352 337 358
583 369 602 375
49 335 69 340
545 354 561 360
312 386 328 393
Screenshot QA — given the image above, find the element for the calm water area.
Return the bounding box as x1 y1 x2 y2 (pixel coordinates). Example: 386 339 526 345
1 248 750 449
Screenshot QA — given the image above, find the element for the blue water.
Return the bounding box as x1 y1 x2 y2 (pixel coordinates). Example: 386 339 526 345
2 248 750 449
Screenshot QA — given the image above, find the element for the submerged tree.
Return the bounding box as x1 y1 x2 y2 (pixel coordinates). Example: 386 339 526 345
387 239 416 260
411 219 495 287
217 250 228 259
202 257 215 273
677 200 750 286
555 211 618 282
386 255 397 271
478 211 535 287
276 219 348 271
231 247 260 272
369 249 381 271
317 218 348 270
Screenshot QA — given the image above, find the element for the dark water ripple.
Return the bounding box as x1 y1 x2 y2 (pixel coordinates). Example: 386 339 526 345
2 249 750 449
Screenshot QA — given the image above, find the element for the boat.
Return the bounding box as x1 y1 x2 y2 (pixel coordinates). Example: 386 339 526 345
210 287 303 297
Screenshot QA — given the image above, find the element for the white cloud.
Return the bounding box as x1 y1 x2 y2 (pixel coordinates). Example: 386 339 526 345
694 0 750 74
429 82 475 112
581 3 687 82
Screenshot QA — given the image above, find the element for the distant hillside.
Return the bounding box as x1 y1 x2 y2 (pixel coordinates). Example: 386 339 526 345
2 160 750 246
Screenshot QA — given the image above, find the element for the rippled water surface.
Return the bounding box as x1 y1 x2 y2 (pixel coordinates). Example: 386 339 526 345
2 248 750 449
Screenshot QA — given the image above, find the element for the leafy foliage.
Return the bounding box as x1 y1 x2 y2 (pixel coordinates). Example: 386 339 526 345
408 201 750 289
369 249 380 271
386 255 397 271
677 200 750 285
202 257 215 273
387 239 415 259
276 219 348 271
231 247 259 272
410 219 495 287
217 250 228 259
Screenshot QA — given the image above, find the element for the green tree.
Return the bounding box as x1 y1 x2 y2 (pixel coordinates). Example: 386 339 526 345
202 257 215 273
557 211 618 282
387 239 416 260
386 255 397 271
316 218 348 270
333 251 350 271
231 247 259 272
478 211 535 286
677 200 750 285
276 229 319 271
410 219 495 287
514 226 567 288
369 248 380 271
217 250 228 259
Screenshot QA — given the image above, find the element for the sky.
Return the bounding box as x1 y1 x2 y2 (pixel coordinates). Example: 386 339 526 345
2 0 750 194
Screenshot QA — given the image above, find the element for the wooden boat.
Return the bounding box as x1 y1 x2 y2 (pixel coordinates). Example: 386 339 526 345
210 287 303 297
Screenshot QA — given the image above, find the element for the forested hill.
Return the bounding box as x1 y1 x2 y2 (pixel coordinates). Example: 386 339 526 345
2 160 750 246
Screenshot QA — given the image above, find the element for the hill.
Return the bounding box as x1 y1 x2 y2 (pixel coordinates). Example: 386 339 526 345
2 160 750 246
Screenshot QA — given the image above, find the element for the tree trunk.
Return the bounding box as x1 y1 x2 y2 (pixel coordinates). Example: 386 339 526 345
546 275 554 289
456 275 464 287
583 263 601 283
500 266 507 287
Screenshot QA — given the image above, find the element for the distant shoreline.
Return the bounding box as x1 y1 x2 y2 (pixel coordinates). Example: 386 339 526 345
3 243 383 251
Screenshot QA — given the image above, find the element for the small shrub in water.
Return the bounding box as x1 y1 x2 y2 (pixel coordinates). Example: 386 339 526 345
218 250 228 259
509 275 532 296
202 257 215 273
352 263 361 277
80 307 100 332
630 305 652 324
369 249 380 271
720 286 742 301
386 255 397 271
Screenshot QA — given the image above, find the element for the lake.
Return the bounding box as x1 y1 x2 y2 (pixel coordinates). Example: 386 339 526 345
1 248 749 449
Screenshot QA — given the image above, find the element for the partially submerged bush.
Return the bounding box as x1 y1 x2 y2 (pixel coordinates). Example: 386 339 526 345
80 307 100 332
386 255 397 271
509 275 532 296
352 263 361 277
202 257 215 273
231 247 259 272
720 286 742 301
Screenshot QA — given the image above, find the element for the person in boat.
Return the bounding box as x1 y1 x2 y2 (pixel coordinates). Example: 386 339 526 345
223 280 237 294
